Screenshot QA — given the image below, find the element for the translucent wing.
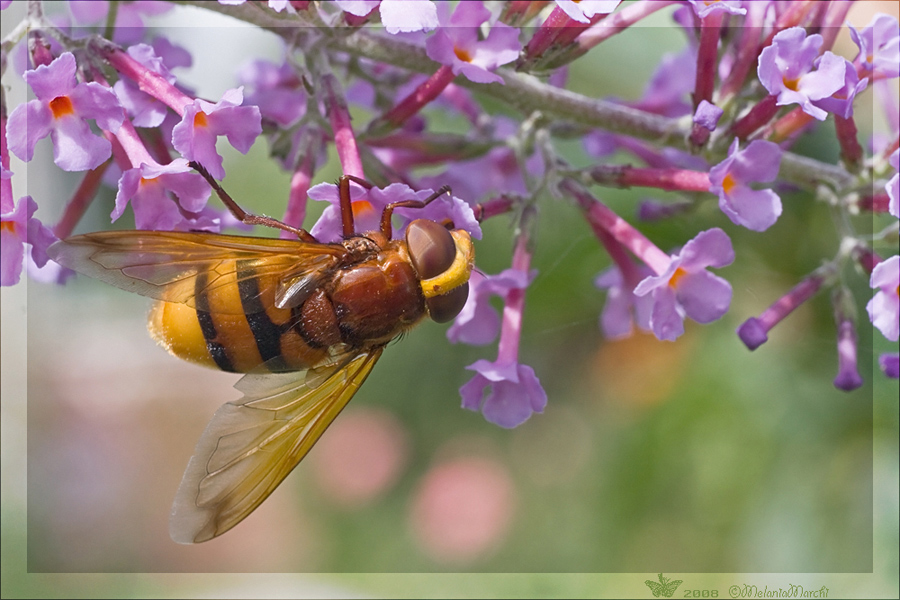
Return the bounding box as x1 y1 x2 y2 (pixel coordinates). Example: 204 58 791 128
169 347 384 544
47 231 344 314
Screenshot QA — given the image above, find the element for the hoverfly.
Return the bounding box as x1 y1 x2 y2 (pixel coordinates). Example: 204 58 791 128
47 163 475 544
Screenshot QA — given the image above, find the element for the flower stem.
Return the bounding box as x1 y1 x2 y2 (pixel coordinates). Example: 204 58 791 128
834 115 863 172
589 165 711 192
368 65 456 137
577 1 679 53
561 179 671 275
184 2 858 195
281 128 324 238
52 161 110 239
731 95 779 140
497 229 531 364
720 3 765 99
736 268 830 350
321 73 364 178
694 11 724 110
96 39 192 115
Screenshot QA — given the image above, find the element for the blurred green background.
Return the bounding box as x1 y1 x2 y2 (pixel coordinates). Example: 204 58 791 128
2 1 898 598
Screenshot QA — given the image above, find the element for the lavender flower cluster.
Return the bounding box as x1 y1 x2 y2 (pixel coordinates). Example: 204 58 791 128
2 0 898 428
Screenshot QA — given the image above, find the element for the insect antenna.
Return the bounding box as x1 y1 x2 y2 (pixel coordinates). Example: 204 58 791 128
189 160 318 242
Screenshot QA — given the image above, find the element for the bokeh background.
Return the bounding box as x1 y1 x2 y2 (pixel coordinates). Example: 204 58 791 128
2 1 898 597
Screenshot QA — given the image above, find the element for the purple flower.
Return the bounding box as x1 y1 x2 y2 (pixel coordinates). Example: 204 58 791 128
553 0 621 23
308 179 377 241
385 0 441 32
417 118 543 203
8 52 124 171
150 36 193 71
27 255 75 286
709 139 783 232
394 191 481 240
637 199 693 222
238 58 306 127
737 317 768 350
460 360 547 429
1 196 57 286
308 181 478 242
336 0 438 33
171 87 261 180
448 268 533 346
810 58 868 119
335 0 379 18
459 236 545 428
849 13 900 80
113 44 178 128
425 2 521 85
69 0 172 44
737 272 826 351
1 165 12 213
112 159 212 230
758 28 847 121
381 0 440 33
218 0 290 11
867 255 899 341
880 353 900 379
632 47 696 117
833 317 863 391
887 149 899 219
687 0 745 18
832 289 864 392
693 100 723 131
595 265 653 339
633 228 734 341
417 149 523 203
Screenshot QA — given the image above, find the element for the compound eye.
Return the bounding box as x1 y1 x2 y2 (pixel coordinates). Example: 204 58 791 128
426 282 469 323
406 219 455 280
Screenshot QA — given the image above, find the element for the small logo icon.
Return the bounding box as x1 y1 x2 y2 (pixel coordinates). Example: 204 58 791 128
645 573 683 598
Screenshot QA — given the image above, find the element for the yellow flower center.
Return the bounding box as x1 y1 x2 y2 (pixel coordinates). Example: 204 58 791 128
722 173 737 194
454 46 473 63
193 111 208 128
669 266 688 288
352 199 375 217
782 76 800 91
49 96 75 119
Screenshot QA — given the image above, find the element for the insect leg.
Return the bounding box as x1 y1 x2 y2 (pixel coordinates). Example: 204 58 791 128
337 175 379 238
190 161 318 242
379 186 453 239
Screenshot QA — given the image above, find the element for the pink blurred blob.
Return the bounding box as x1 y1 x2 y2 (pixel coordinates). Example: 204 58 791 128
311 407 409 508
409 456 516 564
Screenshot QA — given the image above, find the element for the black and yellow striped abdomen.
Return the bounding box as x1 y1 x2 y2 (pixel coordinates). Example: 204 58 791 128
149 258 330 373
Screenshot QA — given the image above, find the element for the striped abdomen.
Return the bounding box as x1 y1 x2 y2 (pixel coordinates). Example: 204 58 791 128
149 248 427 373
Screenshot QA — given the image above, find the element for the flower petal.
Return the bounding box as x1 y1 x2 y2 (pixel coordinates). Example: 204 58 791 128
679 228 734 270
676 270 733 324
649 285 684 341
